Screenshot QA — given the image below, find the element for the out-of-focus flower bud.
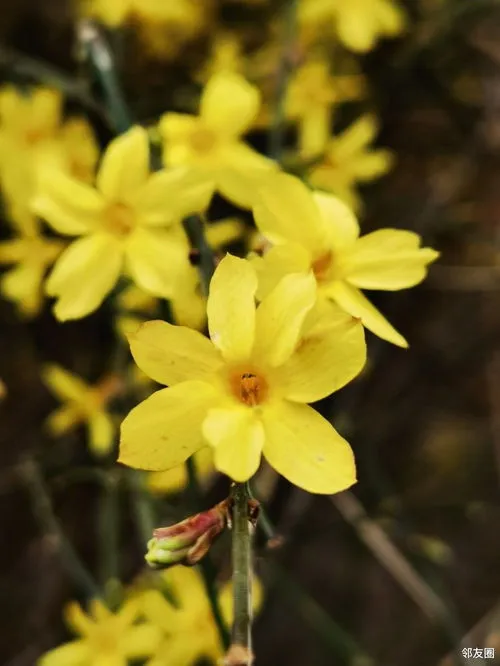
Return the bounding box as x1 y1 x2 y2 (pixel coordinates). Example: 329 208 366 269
145 499 230 569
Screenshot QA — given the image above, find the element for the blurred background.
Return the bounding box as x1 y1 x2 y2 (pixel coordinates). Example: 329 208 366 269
1 1 500 665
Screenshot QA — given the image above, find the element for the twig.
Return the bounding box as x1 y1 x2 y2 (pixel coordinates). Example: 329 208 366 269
225 482 254 666
22 457 101 599
268 0 299 162
98 470 120 593
77 19 132 134
269 563 375 666
331 491 450 623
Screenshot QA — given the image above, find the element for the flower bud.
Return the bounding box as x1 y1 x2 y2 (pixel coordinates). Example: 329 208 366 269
145 499 230 569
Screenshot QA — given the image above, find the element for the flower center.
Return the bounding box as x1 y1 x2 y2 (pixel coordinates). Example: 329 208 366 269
311 250 334 281
190 127 217 153
230 371 268 407
104 203 135 237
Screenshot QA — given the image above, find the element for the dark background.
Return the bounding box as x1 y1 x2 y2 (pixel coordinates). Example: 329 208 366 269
1 1 500 665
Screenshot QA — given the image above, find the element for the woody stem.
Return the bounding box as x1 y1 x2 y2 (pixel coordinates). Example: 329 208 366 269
227 482 254 665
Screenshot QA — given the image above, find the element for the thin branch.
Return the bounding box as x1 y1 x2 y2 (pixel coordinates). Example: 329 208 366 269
225 482 254 666
22 457 101 599
331 491 450 623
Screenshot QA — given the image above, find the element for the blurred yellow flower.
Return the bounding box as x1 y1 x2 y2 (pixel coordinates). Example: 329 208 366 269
120 254 366 494
0 211 63 317
286 59 365 158
159 72 275 209
42 364 122 457
308 114 394 211
198 33 245 81
0 86 62 213
139 566 262 666
84 0 212 58
253 174 439 347
38 598 161 666
299 0 406 53
147 447 216 495
34 126 212 321
40 117 100 185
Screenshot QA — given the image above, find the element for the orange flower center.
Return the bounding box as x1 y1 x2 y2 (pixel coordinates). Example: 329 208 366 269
230 371 268 406
311 250 334 281
104 203 135 237
190 127 217 153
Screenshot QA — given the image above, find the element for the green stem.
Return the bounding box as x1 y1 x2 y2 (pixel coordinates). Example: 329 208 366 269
269 0 299 162
98 470 120 591
186 458 231 650
229 483 253 660
23 457 101 599
77 19 132 134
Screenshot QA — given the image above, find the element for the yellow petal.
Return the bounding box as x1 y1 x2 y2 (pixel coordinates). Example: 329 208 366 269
207 254 257 362
37 640 89 666
136 589 180 630
202 407 264 482
119 381 218 471
162 565 209 611
123 624 162 658
1 262 44 316
64 602 94 636
201 72 260 138
343 229 439 290
31 88 62 135
135 167 213 225
313 191 359 250
88 411 115 456
276 304 366 402
351 150 393 181
159 112 199 144
0 239 27 263
124 227 189 298
252 173 327 254
46 234 123 321
253 272 316 367
334 114 378 156
42 364 90 401
327 280 408 348
216 151 276 209
33 170 104 235
45 405 82 436
204 218 245 249
335 7 378 52
253 243 311 300
148 447 214 495
97 127 149 202
128 320 222 386
262 400 356 494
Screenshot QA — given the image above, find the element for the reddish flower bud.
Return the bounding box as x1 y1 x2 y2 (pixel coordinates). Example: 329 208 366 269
145 499 230 569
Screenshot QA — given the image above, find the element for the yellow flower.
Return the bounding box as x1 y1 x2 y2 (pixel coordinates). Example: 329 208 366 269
308 114 394 211
139 566 262 666
40 117 100 184
0 211 63 317
252 173 439 347
119 254 366 494
299 0 406 53
42 364 122 457
38 598 161 666
286 58 365 158
0 86 62 213
159 72 275 209
147 447 216 495
33 126 212 321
